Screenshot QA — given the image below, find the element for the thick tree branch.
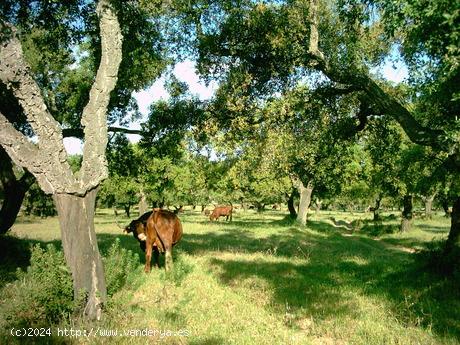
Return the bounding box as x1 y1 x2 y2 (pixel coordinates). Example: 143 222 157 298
63 126 143 139
355 99 371 132
0 25 80 194
0 24 67 160
307 0 450 153
79 0 123 190
313 84 362 98
0 111 56 193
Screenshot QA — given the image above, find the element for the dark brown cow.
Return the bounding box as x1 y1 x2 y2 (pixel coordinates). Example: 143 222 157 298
209 205 233 221
124 209 183 272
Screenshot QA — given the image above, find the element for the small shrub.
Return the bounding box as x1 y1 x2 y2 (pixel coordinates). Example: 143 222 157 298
0 244 74 329
102 238 140 296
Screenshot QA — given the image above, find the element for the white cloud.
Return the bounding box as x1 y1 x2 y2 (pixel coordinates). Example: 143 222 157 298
133 59 218 118
63 137 83 155
381 59 408 84
133 76 169 115
372 45 409 84
173 60 218 100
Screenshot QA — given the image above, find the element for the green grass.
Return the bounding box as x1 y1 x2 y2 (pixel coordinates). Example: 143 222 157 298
1 209 459 344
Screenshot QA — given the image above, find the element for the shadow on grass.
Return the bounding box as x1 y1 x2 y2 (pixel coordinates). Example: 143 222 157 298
0 235 62 289
417 224 450 234
98 221 460 340
2 216 459 342
202 230 459 340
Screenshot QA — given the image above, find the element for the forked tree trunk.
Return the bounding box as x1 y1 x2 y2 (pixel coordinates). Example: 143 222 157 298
53 189 106 321
445 196 460 256
296 180 313 226
400 194 413 232
0 0 122 322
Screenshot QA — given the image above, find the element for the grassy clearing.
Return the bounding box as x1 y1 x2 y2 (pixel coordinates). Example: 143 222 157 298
1 209 459 344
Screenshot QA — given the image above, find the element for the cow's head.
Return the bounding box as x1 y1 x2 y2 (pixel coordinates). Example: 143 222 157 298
124 220 147 241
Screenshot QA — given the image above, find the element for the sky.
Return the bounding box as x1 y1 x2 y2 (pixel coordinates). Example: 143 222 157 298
63 60 218 154
63 57 408 155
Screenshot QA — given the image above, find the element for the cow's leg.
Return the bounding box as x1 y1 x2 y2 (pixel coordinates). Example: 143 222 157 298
153 248 160 269
145 239 153 273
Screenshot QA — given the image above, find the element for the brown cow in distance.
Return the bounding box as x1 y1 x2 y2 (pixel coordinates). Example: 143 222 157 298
124 208 183 272
210 205 233 221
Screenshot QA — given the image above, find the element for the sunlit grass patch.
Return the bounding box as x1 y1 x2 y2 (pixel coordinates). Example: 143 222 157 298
2 208 458 344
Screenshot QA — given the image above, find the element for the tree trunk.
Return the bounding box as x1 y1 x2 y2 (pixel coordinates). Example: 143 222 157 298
138 190 148 216
441 198 451 217
400 194 413 232
315 198 322 214
124 204 131 218
373 197 381 222
255 202 265 212
287 190 297 218
296 181 313 226
53 189 107 321
423 194 435 220
444 196 460 256
0 148 35 233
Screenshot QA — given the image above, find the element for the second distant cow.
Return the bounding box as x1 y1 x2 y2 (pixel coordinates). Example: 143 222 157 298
210 205 233 222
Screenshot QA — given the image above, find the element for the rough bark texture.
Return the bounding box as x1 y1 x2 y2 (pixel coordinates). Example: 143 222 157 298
0 147 35 233
294 179 313 226
445 197 460 254
400 194 413 232
53 189 106 320
0 0 122 194
0 28 77 194
0 0 123 320
79 0 123 191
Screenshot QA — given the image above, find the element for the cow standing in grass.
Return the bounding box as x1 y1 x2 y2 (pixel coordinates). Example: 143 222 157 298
210 205 233 222
124 209 183 272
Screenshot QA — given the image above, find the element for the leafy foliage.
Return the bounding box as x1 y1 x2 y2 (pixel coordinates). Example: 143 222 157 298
102 239 141 297
0 244 74 328
22 183 56 218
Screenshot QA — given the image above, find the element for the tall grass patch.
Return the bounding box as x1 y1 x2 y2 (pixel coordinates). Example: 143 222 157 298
0 244 74 331
2 209 458 344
